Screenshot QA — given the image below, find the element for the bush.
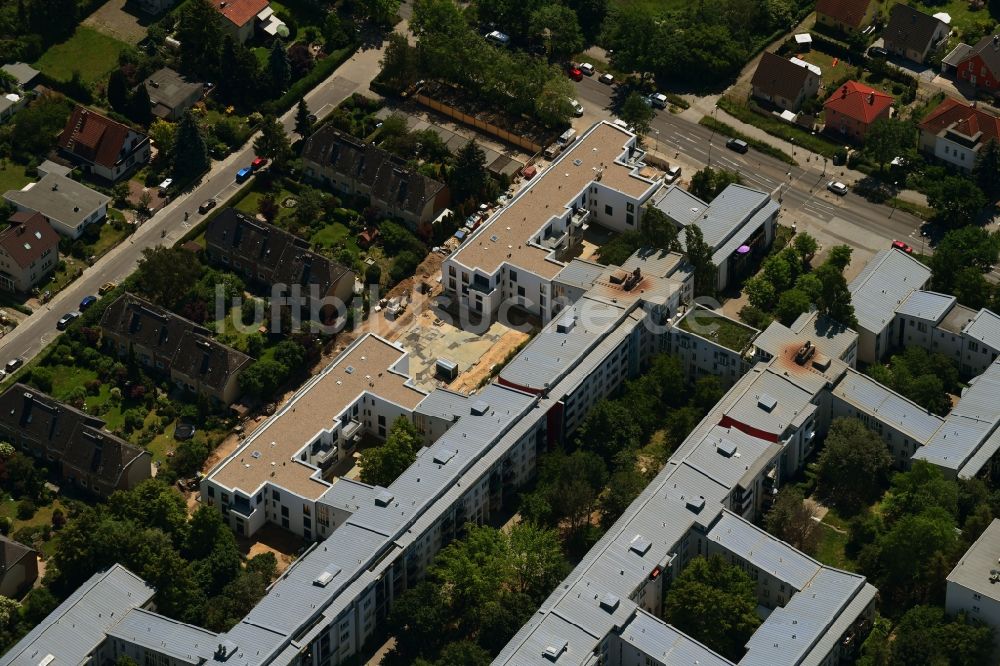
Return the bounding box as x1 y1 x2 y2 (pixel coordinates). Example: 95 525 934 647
16 499 36 520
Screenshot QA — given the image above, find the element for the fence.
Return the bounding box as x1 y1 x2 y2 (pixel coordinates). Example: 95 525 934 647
412 93 543 153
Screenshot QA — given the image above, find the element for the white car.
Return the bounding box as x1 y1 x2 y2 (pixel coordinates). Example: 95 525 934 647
648 92 668 109
599 73 615 85
827 181 848 195
578 62 595 76
569 98 583 116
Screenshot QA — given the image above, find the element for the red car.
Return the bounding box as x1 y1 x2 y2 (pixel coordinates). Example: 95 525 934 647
251 157 268 170
891 240 913 253
567 67 583 82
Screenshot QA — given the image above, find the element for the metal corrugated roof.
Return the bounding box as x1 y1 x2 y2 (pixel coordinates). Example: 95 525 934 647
946 519 1000 600
712 199 780 267
620 248 684 278
962 308 1000 351
848 249 931 334
554 259 607 291
682 425 780 491
895 290 956 323
707 511 821 590
723 369 816 439
0 564 155 666
106 609 218 664
831 368 944 444
618 610 733 666
652 185 706 226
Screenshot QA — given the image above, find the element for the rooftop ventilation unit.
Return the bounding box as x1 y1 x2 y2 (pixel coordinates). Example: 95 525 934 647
543 640 568 661
374 487 394 507
471 400 490 416
313 567 341 587
433 449 457 465
686 496 706 513
758 394 778 412
716 439 738 457
556 313 576 333
629 534 652 556
600 593 620 612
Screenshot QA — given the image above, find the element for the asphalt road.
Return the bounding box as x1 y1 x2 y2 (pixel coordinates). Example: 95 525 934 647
571 75 926 250
0 44 387 368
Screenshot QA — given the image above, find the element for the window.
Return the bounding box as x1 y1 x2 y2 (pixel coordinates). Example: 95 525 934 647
626 202 634 213
517 286 525 297
626 213 634 226
449 265 456 277
272 489 281 501
604 204 613 216
509 269 518 282
281 506 289 517
378 414 386 426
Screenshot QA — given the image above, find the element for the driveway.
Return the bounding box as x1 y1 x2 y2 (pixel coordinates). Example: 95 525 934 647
82 0 153 45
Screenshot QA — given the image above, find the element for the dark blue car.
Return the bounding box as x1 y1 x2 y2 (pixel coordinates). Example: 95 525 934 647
79 295 97 310
236 166 253 183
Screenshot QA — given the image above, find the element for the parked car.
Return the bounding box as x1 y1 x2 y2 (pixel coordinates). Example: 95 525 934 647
665 165 682 183
251 157 268 171
725 138 749 153
648 93 668 109
578 63 595 76
99 281 117 295
158 178 172 194
5 357 23 373
236 166 253 183
199 199 217 214
569 98 584 116
868 46 889 58
56 311 81 330
827 181 849 195
599 73 615 85
567 67 583 82
79 295 97 310
485 30 510 47
891 240 913 253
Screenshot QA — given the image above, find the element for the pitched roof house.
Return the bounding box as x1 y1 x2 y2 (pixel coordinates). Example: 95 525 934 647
0 211 59 292
823 81 893 142
751 51 822 111
0 384 152 496
100 293 252 404
204 208 355 321
816 0 875 34
919 97 1000 172
145 67 203 120
952 34 1000 94
302 125 449 227
0 535 37 599
2 172 110 239
57 107 150 182
883 4 950 63
213 0 275 43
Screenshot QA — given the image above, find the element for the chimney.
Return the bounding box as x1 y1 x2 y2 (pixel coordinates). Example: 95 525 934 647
841 86 848 99
868 92 875 105
993 34 999 49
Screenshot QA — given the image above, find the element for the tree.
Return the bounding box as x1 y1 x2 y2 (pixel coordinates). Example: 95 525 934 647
294 98 313 138
434 641 492 666
238 359 290 399
816 418 891 514
928 176 987 228
664 555 761 661
775 288 811 324
10 93 73 160
814 262 856 327
567 0 608 42
529 4 584 61
792 232 818 264
574 399 641 460
218 36 260 106
619 91 655 137
523 449 607 533
176 0 223 78
173 111 210 181
600 465 647 528
764 487 820 554
689 166 742 202
889 605 994 665
743 274 777 310
533 76 575 128
28 0 76 42
268 39 291 91
930 226 1000 293
149 119 177 158
107 69 129 113
685 225 716 297
974 139 1000 202
640 206 679 252
449 140 491 203
359 417 420 486
378 32 418 92
357 0 401 25
253 115 292 170
323 12 350 51
389 582 450 659
133 246 203 310
601 5 664 78
127 83 152 125
864 117 914 171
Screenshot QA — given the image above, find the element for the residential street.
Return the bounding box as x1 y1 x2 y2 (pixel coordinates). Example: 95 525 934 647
0 32 394 367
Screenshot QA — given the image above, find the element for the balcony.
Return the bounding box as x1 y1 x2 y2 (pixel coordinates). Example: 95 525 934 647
341 419 362 442
315 446 339 467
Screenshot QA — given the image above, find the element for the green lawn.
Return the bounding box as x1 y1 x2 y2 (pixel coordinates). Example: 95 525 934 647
890 0 993 40
814 522 854 571
610 0 688 11
0 497 69 558
33 26 130 85
0 161 31 192
679 309 759 352
311 222 360 261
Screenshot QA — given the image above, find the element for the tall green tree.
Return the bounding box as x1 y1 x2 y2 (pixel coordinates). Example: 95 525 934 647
816 418 892 514
252 115 292 170
357 0 402 25
685 225 716 297
268 38 291 91
172 110 210 181
294 98 313 138
133 246 203 310
107 69 129 113
529 4 584 61
640 205 679 252
219 35 260 106
601 5 665 79
664 555 761 661
127 83 152 125
378 32 418 91
618 91 655 137
449 140 491 203
764 487 820 554
533 76 575 128
359 417 421 486
930 226 1000 294
889 605 994 665
928 176 987 228
28 0 76 42
689 166 742 202
176 0 223 78
864 117 914 171
974 138 1000 202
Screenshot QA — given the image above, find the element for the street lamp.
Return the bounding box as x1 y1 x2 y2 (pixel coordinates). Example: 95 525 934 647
707 104 719 166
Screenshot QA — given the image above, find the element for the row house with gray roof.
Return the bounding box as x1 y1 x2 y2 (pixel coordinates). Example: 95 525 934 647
301 125 449 227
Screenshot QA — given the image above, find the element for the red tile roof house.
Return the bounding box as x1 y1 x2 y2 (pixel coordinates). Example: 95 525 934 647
823 81 893 143
214 0 272 43
953 34 1000 95
58 107 150 183
918 98 1000 173
815 0 876 35
0 212 59 293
